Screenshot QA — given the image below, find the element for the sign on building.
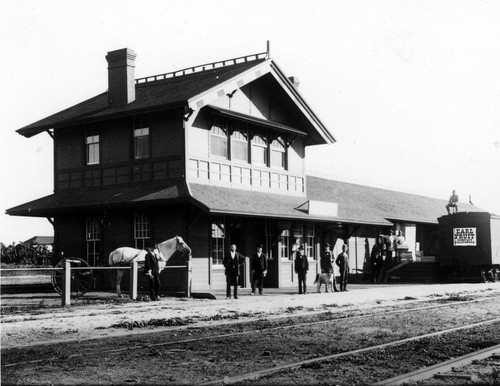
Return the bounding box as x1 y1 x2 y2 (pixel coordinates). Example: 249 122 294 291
453 227 477 246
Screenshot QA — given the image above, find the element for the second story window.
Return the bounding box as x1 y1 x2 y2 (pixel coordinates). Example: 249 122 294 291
271 137 286 169
134 127 150 159
231 129 248 162
252 133 267 166
210 125 228 159
86 135 100 165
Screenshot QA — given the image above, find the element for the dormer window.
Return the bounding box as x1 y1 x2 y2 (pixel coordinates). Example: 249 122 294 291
134 127 150 159
252 132 267 165
270 136 286 169
86 135 100 165
210 125 228 159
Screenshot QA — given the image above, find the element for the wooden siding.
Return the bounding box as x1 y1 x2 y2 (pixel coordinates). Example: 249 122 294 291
189 113 211 158
153 207 186 243
102 212 132 253
55 112 184 191
191 258 210 291
288 137 305 175
101 118 130 164
152 111 183 157
280 260 294 287
186 212 210 291
210 267 227 290
56 215 85 260
56 128 82 169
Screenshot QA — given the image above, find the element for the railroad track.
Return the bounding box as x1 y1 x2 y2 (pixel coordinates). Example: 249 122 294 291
1 295 496 367
199 318 500 385
2 296 500 385
377 343 500 385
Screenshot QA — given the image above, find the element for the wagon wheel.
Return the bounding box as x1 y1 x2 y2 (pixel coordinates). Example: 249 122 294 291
51 258 95 298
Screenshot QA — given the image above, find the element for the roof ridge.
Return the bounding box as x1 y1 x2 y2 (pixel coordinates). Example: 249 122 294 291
135 51 268 85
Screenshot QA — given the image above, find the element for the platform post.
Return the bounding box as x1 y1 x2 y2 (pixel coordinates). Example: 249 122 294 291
62 261 71 307
129 261 138 300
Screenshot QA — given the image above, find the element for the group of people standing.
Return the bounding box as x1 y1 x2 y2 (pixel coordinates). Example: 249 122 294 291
223 242 350 299
317 243 349 293
222 243 268 299
288 242 350 294
370 229 405 284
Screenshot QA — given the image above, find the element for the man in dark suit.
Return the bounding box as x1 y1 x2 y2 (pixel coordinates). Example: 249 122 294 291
251 244 268 295
222 244 245 299
336 244 350 292
144 246 160 301
294 245 309 294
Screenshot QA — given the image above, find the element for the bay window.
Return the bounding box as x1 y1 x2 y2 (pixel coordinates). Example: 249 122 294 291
231 129 248 162
252 132 267 165
270 136 286 169
210 125 228 159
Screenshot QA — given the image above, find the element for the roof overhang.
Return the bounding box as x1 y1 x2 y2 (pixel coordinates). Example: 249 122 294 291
17 101 186 138
188 183 391 226
206 105 307 137
6 182 190 217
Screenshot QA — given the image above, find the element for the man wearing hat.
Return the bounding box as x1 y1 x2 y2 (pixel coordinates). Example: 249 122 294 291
144 243 161 301
294 244 309 294
223 244 245 299
336 244 350 292
320 243 339 292
251 244 268 295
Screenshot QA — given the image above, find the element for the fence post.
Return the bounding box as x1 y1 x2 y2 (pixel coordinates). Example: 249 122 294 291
129 261 138 300
62 260 71 307
185 259 192 297
245 256 251 288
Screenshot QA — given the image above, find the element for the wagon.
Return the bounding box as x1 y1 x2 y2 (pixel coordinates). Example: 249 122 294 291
51 258 95 298
438 212 500 282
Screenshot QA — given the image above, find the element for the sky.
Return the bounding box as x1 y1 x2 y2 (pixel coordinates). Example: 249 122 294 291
1 0 499 244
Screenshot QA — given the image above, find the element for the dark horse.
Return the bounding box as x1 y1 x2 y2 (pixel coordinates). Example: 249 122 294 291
108 236 192 297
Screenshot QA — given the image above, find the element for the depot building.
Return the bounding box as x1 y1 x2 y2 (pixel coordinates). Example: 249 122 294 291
7 47 484 293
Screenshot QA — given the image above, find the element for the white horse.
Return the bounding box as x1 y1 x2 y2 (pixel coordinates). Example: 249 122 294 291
108 236 192 297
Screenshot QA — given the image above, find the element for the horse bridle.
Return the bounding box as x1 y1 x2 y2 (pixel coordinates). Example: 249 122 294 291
175 236 191 255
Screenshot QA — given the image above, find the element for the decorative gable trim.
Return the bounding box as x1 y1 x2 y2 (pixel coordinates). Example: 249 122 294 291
188 60 272 112
187 59 335 146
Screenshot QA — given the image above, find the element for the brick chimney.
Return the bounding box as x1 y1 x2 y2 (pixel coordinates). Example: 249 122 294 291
105 48 136 106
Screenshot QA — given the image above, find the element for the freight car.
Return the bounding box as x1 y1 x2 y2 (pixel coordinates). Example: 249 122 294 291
437 212 500 282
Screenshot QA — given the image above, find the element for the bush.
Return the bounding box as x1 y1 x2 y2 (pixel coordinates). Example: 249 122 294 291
0 242 53 266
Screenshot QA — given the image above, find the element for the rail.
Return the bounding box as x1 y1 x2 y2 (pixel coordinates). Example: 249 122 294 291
0 260 192 307
135 52 268 84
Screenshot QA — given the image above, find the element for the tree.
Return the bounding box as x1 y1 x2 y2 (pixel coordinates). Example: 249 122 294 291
0 241 53 266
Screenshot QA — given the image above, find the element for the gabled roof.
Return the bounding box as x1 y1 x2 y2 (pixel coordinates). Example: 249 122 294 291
18 59 265 137
17 50 335 145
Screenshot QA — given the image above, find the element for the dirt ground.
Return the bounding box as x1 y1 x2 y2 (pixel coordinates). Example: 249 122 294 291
2 282 499 349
